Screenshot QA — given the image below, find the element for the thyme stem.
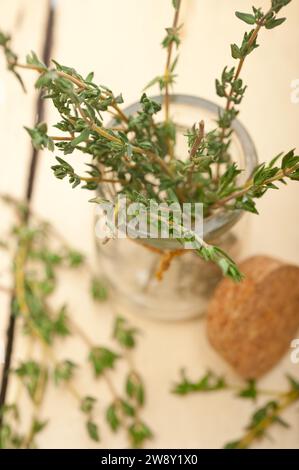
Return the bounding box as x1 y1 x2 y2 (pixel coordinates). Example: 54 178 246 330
14 62 128 124
164 0 181 122
76 103 174 179
187 120 205 188
14 241 82 404
22 346 48 449
219 6 273 139
235 390 299 449
69 319 119 401
213 161 299 208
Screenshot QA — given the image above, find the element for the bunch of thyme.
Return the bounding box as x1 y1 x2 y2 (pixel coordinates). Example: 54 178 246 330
0 0 298 282
172 369 299 449
0 196 152 448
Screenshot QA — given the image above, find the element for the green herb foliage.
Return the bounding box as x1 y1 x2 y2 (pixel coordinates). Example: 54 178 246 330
173 369 299 449
0 196 151 448
0 1 296 282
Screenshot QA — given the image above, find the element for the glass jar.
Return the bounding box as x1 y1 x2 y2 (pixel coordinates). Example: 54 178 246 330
95 95 258 321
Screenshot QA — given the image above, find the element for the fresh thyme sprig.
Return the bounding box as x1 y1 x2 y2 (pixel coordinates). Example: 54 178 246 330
0 0 296 284
215 0 292 163
0 31 26 91
172 369 299 449
163 0 182 123
90 195 243 281
212 150 299 214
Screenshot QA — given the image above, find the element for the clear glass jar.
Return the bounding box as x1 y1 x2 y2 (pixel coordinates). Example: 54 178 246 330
95 95 258 321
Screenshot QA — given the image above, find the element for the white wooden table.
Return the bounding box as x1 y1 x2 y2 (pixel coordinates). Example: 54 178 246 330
0 0 299 449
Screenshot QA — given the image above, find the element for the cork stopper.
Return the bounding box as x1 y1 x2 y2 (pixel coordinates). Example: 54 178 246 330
207 256 299 378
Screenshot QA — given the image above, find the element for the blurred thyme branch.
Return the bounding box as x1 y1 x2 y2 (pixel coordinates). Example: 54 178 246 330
172 369 299 449
0 197 151 448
